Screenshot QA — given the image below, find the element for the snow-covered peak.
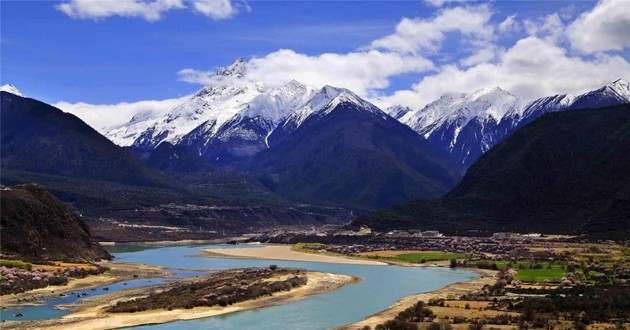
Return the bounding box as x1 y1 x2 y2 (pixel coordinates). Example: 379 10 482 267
314 85 381 115
275 84 384 133
1 84 24 97
237 79 316 124
604 78 630 99
401 87 523 138
217 57 247 78
386 105 411 120
467 86 508 101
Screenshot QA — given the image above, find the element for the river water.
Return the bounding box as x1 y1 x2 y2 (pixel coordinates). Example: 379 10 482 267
2 244 478 329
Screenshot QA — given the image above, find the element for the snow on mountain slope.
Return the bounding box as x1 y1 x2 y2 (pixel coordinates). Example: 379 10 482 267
267 85 386 146
385 105 411 120
178 80 317 164
1 84 24 97
397 79 630 166
569 78 630 110
401 87 523 140
106 58 266 148
132 58 266 150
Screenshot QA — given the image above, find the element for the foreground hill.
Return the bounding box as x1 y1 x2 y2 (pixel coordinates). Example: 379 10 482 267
0 184 111 262
353 105 630 239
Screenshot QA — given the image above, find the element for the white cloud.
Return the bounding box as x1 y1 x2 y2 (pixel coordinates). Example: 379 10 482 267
191 0 241 20
54 97 187 132
249 50 433 95
424 0 470 7
177 68 216 84
56 0 185 21
369 5 494 55
178 50 434 96
377 36 630 109
56 0 243 21
498 15 519 34
460 46 498 67
523 13 565 43
567 0 630 54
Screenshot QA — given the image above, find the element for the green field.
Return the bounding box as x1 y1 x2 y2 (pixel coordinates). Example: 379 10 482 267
469 260 566 282
514 266 565 282
393 252 466 263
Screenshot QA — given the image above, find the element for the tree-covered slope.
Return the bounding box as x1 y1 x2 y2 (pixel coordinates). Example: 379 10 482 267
353 105 630 239
249 102 463 210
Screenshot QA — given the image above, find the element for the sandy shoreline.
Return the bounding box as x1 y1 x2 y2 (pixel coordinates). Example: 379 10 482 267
4 271 357 330
202 245 387 265
339 268 498 329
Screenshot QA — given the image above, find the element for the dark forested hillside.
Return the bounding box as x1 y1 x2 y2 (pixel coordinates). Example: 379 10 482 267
353 105 630 239
249 102 463 210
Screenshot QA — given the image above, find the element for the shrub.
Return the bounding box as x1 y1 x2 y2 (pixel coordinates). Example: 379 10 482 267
0 259 32 270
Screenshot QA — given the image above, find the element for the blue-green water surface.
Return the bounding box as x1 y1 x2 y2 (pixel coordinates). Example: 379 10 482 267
2 244 477 329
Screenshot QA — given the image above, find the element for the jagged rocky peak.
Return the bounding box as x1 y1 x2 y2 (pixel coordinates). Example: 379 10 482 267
1 83 24 97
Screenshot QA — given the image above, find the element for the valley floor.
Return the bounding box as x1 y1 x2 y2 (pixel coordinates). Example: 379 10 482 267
3 271 357 330
1 261 167 308
202 244 387 265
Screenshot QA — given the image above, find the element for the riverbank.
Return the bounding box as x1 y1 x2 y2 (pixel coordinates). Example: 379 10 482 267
202 244 387 265
1 262 168 308
3 271 358 330
339 268 498 329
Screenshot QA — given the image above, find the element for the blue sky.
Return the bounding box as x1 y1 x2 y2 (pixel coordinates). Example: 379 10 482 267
1 0 629 128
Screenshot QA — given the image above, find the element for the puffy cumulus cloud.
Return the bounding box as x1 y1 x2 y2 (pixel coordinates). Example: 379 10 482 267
247 49 433 95
54 97 187 132
376 36 630 109
567 0 630 54
56 0 243 21
369 4 494 55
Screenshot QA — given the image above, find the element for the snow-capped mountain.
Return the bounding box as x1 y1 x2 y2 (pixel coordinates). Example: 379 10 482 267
267 85 385 146
400 87 525 165
107 58 396 167
248 97 462 210
180 79 317 165
385 105 411 120
107 58 267 149
398 79 630 166
0 84 24 97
